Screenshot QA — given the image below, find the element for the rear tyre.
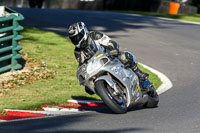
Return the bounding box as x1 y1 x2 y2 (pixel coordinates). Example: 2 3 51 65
143 91 159 108
95 80 127 114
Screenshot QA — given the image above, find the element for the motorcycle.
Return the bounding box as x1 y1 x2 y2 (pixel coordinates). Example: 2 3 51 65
76 44 159 114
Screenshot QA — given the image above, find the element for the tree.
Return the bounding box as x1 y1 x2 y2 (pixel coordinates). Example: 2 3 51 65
188 0 200 12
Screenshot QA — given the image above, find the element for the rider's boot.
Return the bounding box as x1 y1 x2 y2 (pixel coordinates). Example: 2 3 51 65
122 52 149 81
119 52 154 94
130 64 155 95
141 80 155 96
131 65 149 81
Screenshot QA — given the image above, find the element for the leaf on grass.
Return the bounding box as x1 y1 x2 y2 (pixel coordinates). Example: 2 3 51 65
0 53 56 96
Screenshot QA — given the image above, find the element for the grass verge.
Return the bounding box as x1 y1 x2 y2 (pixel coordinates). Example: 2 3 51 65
0 27 161 112
110 10 200 23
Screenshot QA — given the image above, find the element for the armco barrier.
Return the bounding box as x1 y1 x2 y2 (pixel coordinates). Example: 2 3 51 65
0 6 24 73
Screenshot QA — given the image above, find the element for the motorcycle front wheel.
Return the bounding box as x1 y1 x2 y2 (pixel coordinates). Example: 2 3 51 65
95 80 127 114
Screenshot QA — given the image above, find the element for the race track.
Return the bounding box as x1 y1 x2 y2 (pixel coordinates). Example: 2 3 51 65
1 8 200 133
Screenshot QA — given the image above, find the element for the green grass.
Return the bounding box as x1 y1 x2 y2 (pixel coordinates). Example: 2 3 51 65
0 27 161 112
110 10 200 23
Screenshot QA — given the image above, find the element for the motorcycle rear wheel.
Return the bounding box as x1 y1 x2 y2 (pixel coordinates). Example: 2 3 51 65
143 91 159 108
95 80 127 114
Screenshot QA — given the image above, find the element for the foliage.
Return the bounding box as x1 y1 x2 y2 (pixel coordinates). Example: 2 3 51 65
0 27 98 112
189 0 200 13
0 53 56 96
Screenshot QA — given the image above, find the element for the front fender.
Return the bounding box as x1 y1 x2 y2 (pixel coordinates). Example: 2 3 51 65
95 75 115 88
95 75 131 107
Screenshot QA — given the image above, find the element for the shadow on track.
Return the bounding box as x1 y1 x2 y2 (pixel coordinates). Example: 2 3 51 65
11 7 192 38
0 113 151 133
71 95 150 114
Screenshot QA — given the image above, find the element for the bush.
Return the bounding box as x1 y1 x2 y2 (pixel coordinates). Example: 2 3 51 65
189 0 200 13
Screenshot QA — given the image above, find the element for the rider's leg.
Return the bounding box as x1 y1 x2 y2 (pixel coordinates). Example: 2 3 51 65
118 51 149 81
118 51 155 94
140 80 155 95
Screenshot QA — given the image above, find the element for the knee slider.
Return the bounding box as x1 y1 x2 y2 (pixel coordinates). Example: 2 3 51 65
125 52 133 61
125 52 137 67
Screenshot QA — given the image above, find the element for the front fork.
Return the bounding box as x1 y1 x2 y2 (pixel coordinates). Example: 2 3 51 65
95 74 129 105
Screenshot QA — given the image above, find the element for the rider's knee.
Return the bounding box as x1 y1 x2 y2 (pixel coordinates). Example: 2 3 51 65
118 52 128 64
119 51 137 67
125 51 137 63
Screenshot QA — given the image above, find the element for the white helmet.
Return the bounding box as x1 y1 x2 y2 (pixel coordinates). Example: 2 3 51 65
68 22 88 48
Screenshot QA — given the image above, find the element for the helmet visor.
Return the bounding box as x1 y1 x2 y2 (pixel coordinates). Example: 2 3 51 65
70 30 85 45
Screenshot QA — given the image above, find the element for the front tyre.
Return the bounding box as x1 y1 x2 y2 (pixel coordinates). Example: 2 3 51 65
95 80 127 114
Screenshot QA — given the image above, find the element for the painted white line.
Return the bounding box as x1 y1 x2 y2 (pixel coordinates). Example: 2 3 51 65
42 107 59 112
4 109 49 115
68 99 104 104
43 107 80 112
0 120 7 122
156 17 200 25
139 63 173 95
60 108 80 112
127 13 200 25
4 108 88 116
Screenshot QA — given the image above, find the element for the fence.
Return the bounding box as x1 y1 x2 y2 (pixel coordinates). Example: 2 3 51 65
0 6 24 73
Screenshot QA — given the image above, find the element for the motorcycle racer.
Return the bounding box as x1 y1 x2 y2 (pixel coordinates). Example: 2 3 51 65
68 22 154 95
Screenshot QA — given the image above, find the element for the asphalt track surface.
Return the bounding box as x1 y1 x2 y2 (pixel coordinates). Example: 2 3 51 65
1 8 200 133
